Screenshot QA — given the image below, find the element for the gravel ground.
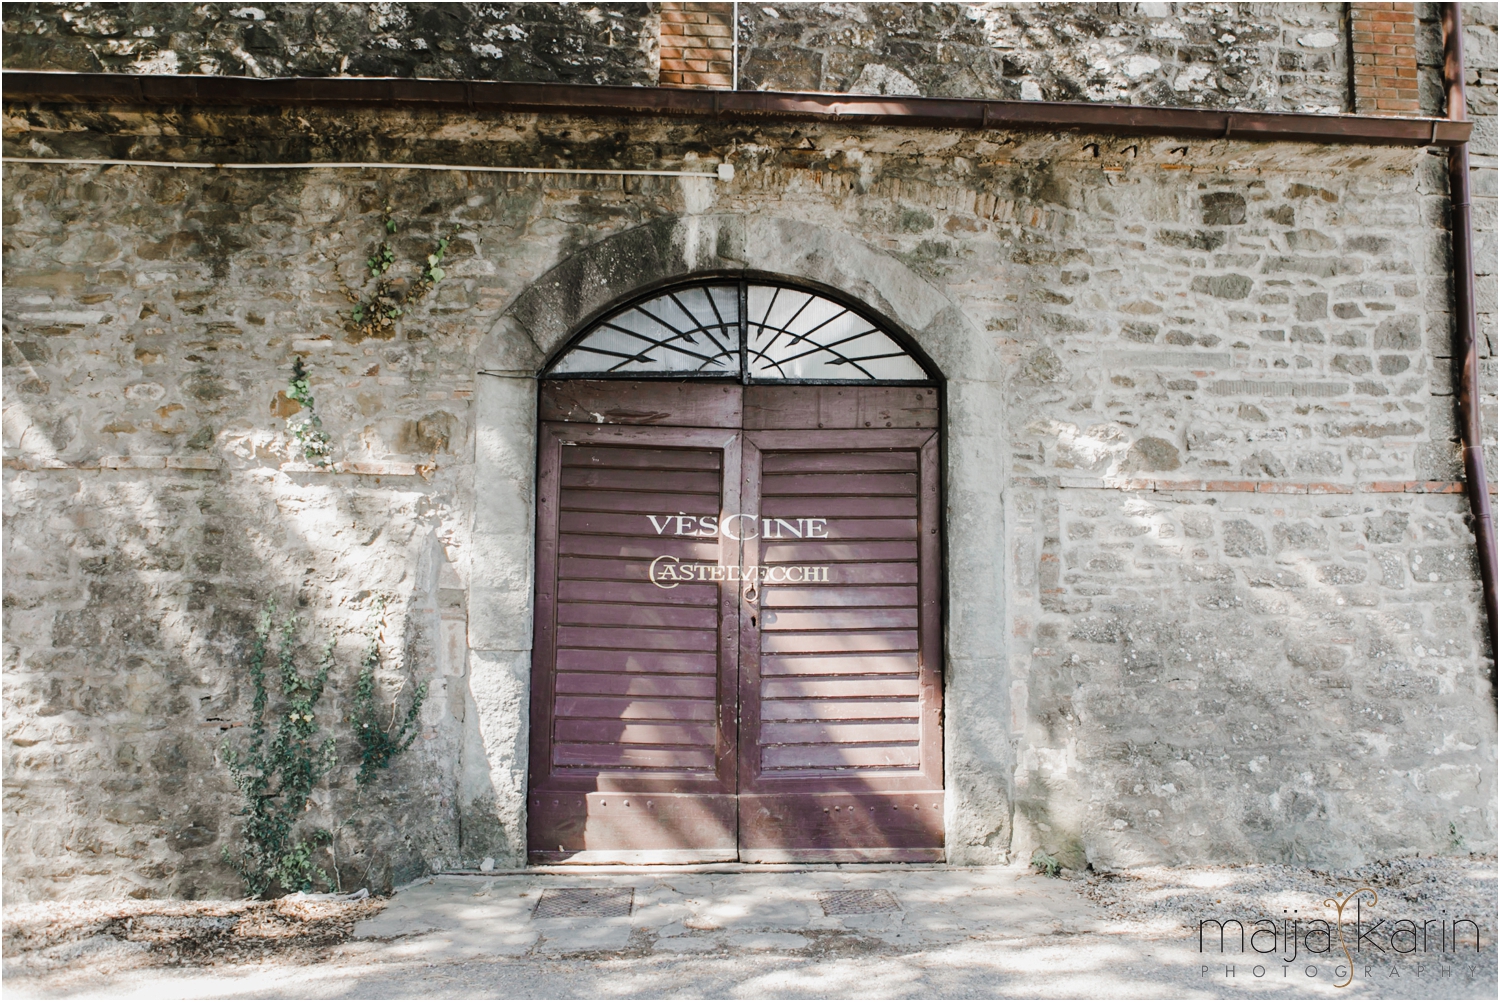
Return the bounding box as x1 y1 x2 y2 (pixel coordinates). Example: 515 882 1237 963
2 857 1493 1000
2 893 385 979
1080 853 1498 935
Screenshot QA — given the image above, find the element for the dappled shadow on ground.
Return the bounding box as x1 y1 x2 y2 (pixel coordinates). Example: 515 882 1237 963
4 860 1495 1000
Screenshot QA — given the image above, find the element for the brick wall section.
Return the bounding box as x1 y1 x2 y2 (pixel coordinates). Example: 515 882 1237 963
659 2 733 89
1353 2 1421 114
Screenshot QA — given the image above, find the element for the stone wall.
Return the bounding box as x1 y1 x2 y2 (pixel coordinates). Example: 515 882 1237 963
739 2 1350 111
3 92 1494 897
1462 2 1498 418
0 2 660 84
2 2 1346 113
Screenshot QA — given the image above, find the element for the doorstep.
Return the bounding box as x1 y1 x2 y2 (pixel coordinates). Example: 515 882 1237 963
351 866 1095 962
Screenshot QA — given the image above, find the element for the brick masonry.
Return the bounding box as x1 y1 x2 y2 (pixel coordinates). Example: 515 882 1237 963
1353 2 1422 115
1 4 1496 899
660 2 734 89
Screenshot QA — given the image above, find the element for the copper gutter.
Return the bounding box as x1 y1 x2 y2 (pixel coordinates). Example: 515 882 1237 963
0 71 1471 148
1442 4 1498 667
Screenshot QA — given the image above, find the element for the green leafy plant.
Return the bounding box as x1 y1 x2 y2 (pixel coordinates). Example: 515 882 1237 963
420 234 450 286
286 356 332 466
1030 848 1062 878
222 600 431 897
221 603 337 898
344 203 458 338
352 618 428 787
322 610 432 892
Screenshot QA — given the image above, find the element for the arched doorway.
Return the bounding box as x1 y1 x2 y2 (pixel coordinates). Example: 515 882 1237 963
527 278 945 863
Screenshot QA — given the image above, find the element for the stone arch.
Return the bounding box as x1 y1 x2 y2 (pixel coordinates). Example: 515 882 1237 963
476 214 993 382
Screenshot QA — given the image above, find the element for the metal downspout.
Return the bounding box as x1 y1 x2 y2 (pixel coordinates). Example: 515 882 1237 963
1441 3 1498 674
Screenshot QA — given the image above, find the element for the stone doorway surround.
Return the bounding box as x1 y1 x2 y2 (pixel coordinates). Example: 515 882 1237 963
463 214 1009 867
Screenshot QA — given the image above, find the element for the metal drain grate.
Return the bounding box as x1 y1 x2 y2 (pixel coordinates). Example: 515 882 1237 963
532 887 634 919
818 889 901 916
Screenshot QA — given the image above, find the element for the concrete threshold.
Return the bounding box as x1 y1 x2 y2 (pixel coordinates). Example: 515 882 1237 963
436 861 979 876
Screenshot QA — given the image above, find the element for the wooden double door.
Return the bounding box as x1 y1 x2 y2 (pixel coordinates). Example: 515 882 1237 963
528 381 943 863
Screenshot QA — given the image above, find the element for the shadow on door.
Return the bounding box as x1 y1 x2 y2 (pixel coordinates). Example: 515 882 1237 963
528 381 944 864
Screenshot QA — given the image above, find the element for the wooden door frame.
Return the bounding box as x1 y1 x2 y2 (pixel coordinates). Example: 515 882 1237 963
527 381 949 863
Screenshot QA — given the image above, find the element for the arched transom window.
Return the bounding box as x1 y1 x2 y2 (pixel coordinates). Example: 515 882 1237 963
546 280 932 383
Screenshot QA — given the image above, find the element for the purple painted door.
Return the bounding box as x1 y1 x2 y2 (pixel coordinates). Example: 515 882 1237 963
737 387 944 862
529 383 742 863
529 382 943 862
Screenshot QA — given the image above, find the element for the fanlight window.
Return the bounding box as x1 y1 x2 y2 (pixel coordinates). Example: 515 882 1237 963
547 281 931 383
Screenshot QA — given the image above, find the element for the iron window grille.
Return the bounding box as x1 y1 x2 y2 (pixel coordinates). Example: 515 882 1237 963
545 279 936 384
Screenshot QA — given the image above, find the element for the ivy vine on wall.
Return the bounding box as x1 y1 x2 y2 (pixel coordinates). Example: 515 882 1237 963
220 600 428 898
285 356 332 466
342 202 457 341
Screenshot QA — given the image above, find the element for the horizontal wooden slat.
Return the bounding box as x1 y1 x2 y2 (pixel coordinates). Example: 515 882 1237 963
563 445 722 471
762 519 918 541
553 743 716 770
561 466 721 493
760 608 919 631
761 495 917 518
555 696 716 721
761 676 921 698
558 534 719 560
544 382 741 428
761 699 920 720
761 631 918 654
560 489 720 514
761 586 917 608
556 673 718 698
555 720 716 745
558 626 718 651
744 386 937 430
761 452 918 473
766 562 917 586
557 602 718 630
762 721 920 744
559 579 718 606
761 744 921 769
557 649 716 674
761 541 917 563
761 653 920 675
824 518 918 539
762 473 916 496
564 555 714 579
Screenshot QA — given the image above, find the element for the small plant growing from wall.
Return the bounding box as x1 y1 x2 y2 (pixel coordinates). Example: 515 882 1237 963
1030 848 1062 878
344 202 458 341
353 617 428 786
221 600 427 898
285 356 332 466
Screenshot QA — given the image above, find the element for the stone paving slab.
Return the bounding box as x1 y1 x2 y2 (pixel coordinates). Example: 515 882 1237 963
351 866 1098 960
